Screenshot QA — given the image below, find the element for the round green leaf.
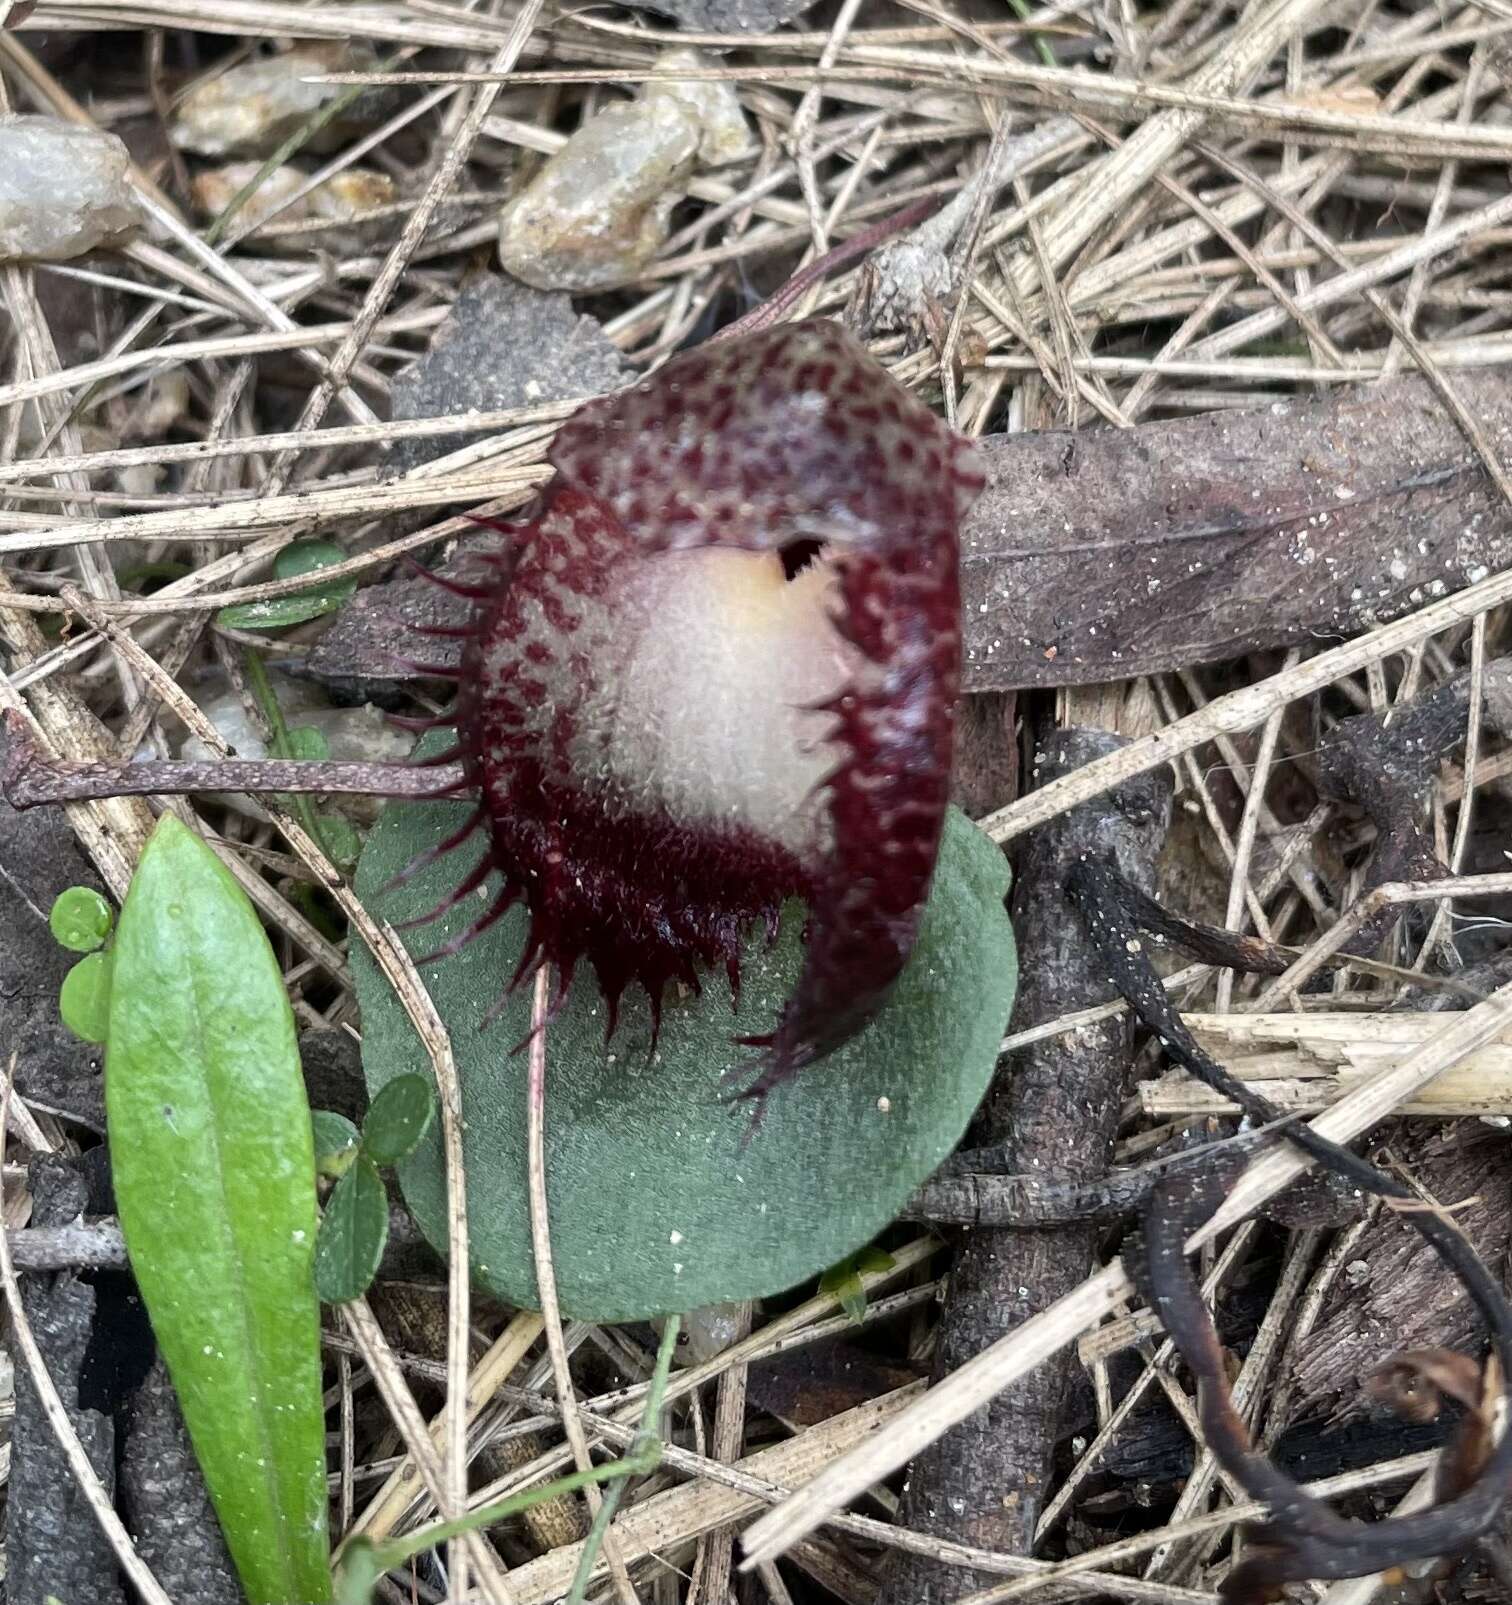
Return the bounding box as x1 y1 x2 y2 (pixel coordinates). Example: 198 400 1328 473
314 1156 389 1304
354 790 1016 1322
274 539 347 582
60 950 113 1043
361 1073 437 1166
312 1110 362 1178
49 886 114 953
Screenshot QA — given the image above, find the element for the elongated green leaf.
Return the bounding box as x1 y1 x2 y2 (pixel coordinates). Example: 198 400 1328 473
313 1156 388 1303
108 815 332 1605
217 540 356 632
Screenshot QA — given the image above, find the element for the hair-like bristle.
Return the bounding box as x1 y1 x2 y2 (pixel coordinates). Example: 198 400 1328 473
386 711 456 733
378 806 485 895
392 661 471 686
407 742 467 770
400 318 983 1099
416 888 517 967
408 621 479 641
402 555 496 601
393 848 494 933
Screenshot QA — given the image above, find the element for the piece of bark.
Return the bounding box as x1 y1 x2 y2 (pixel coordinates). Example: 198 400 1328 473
627 0 820 32
120 1357 240 1605
1284 1124 1512 1425
747 1338 917 1431
302 560 477 704
1078 1389 1445 1490
877 723 1173 1604
386 275 630 477
8 1222 129 1270
1304 656 1512 955
7 1157 123 1605
950 690 1018 819
298 1027 367 1124
1315 670 1475 903
14 1059 106 1133
302 372 1512 699
1393 948 1512 1011
960 371 1512 690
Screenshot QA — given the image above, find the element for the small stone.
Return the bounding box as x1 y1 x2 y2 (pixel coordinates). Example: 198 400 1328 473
190 161 396 249
170 45 382 158
498 98 694 291
0 116 143 262
630 0 819 30
498 48 751 291
386 274 631 474
648 48 755 165
676 1301 747 1364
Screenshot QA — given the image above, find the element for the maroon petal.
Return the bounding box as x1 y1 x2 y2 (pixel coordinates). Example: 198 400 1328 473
450 319 985 1092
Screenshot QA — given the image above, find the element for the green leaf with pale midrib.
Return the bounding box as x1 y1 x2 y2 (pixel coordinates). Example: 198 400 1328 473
354 750 1016 1323
361 1073 436 1166
108 815 331 1604
314 1156 389 1303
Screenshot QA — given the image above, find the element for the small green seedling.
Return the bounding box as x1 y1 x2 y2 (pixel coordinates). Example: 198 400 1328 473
819 1243 896 1325
311 1111 361 1178
312 1074 437 1304
50 887 116 1044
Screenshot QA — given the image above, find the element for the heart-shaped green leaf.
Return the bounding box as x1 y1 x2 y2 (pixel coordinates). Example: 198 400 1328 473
354 789 1015 1322
107 815 331 1604
313 1155 389 1304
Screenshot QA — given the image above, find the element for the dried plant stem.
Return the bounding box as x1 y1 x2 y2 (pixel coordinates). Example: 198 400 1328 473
980 552 1512 846
742 970 1512 1567
526 968 640 1605
0 729 469 810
